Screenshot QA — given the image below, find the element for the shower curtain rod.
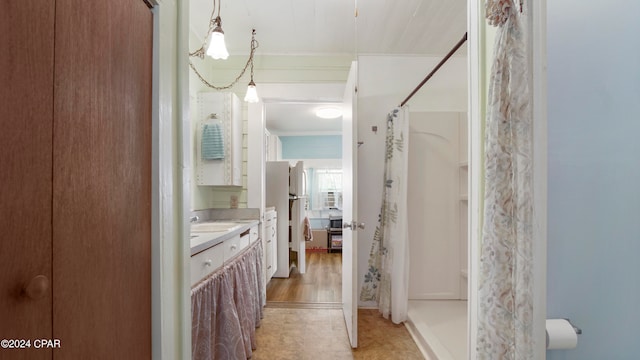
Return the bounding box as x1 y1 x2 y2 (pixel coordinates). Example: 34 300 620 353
400 32 468 107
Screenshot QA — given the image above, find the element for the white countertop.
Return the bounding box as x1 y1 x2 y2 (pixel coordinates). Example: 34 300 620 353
190 219 259 256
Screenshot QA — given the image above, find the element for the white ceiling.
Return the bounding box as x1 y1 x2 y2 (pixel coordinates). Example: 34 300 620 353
265 102 343 136
259 83 345 135
189 0 468 133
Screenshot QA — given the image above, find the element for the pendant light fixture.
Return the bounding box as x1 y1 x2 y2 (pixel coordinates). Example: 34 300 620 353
206 15 229 60
244 80 259 103
244 34 259 103
189 0 261 104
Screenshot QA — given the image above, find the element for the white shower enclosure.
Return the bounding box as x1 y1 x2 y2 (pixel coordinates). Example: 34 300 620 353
408 112 468 300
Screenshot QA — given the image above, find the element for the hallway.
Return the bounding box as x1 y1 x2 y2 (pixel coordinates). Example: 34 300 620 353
266 251 342 303
253 307 424 360
260 252 424 359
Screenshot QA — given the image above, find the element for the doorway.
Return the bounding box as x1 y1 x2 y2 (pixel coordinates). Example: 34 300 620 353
260 84 347 307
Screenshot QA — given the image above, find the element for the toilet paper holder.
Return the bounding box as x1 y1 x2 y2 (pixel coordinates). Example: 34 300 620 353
564 318 582 335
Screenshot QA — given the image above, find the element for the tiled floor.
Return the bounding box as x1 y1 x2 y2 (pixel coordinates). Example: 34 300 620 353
252 307 424 360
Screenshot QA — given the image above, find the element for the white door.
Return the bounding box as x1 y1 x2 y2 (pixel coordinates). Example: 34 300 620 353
341 61 358 348
290 162 306 273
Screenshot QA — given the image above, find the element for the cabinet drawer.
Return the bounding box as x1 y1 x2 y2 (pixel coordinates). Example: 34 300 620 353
249 225 259 243
191 243 224 286
223 234 243 261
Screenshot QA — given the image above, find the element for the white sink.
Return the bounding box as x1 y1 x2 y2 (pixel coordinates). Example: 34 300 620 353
190 230 226 249
191 222 241 233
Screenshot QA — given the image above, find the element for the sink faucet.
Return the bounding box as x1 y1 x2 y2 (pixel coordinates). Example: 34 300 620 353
190 215 199 223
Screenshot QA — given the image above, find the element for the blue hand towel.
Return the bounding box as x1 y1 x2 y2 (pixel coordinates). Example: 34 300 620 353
202 123 225 160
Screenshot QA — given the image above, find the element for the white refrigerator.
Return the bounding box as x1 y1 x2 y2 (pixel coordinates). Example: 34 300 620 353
266 161 306 278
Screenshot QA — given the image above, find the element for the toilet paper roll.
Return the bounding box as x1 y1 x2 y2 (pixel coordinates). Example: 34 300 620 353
546 319 578 350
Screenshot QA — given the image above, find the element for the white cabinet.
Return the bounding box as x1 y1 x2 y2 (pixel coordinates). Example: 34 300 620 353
190 242 225 286
264 209 277 281
249 224 259 244
196 92 242 186
224 234 244 261
190 222 260 287
265 130 282 161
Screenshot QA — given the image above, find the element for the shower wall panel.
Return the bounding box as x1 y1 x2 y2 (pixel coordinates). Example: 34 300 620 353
408 112 466 300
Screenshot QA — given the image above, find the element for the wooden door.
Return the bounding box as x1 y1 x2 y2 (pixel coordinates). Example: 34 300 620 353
52 0 153 358
0 1 55 359
1 0 152 359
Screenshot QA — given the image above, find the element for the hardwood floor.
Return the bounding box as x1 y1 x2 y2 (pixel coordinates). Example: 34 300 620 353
266 251 342 303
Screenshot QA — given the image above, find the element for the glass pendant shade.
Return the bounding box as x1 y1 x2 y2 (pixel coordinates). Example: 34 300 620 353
206 28 229 60
244 81 259 103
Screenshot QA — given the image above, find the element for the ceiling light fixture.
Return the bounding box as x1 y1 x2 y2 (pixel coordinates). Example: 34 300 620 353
189 1 260 103
206 15 229 60
315 107 342 119
244 80 259 103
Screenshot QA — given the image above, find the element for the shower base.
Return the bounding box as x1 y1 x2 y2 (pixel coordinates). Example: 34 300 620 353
405 300 467 360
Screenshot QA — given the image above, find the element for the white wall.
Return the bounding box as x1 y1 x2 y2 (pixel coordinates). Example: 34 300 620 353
356 55 467 306
189 30 220 210
189 54 352 209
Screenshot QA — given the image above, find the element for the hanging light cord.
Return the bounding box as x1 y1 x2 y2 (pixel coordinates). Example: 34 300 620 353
189 29 258 90
249 36 255 83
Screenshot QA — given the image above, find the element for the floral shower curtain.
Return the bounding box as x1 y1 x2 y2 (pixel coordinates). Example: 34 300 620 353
360 107 410 324
478 0 534 359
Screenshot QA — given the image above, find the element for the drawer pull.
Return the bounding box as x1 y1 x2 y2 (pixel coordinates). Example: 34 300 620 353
230 244 237 251
204 259 212 267
267 265 272 269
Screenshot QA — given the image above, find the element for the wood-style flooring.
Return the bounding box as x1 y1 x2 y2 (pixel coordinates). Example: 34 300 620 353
266 251 342 304
252 308 424 359
259 251 424 359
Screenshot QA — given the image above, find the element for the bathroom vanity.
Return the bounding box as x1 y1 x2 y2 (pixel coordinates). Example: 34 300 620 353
190 219 259 286
190 218 265 359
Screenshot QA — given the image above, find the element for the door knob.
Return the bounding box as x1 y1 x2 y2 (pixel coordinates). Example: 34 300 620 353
23 275 49 300
357 222 365 230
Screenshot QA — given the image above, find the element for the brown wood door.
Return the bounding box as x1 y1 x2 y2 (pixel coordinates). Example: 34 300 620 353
1 0 152 359
0 1 55 359
52 0 153 359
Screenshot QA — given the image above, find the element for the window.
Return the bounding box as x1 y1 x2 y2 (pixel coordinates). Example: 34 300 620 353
313 169 342 210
